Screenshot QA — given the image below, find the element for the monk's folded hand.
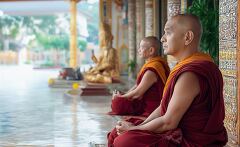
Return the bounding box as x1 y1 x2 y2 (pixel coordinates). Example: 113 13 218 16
128 96 142 101
116 120 134 135
112 90 122 100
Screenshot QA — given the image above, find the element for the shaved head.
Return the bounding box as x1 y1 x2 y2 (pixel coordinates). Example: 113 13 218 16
142 36 160 55
161 14 202 59
171 14 202 44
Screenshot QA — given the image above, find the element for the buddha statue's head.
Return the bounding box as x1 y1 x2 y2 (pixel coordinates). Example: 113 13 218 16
99 22 113 49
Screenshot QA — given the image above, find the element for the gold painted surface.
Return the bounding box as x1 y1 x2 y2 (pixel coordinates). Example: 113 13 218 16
69 0 78 68
84 23 120 83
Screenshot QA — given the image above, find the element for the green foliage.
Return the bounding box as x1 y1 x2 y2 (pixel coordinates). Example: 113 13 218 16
9 42 19 51
0 1 100 52
78 1 99 27
10 26 19 38
0 41 3 50
39 60 55 67
128 59 136 73
187 0 219 64
0 15 21 37
35 34 88 51
79 1 99 45
24 60 31 64
35 33 69 50
87 24 99 44
0 15 18 30
34 16 57 34
78 39 87 52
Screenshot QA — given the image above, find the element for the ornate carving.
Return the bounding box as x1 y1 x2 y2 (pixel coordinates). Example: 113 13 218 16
167 0 181 18
219 0 238 140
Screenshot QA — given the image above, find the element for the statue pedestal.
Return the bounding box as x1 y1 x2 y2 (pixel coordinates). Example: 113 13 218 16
80 83 111 96
48 78 81 88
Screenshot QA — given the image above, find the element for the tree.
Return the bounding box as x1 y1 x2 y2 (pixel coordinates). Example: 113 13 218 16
0 15 21 50
78 39 87 52
188 0 219 64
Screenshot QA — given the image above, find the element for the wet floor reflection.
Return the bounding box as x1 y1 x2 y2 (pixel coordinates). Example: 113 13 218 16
0 65 116 146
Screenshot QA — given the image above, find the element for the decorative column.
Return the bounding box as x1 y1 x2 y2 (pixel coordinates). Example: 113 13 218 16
167 0 181 18
69 0 78 68
219 0 239 145
99 0 112 52
237 0 240 144
167 0 181 69
181 0 187 13
145 0 154 36
136 0 145 72
128 0 136 79
99 0 112 24
159 0 168 56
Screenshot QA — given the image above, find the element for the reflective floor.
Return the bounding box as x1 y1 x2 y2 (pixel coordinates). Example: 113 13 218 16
0 65 117 147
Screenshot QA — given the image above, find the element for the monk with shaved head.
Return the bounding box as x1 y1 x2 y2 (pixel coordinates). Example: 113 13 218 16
109 36 169 117
108 14 227 147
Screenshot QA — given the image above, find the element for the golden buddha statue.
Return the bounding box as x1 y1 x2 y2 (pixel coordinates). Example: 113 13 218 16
84 22 120 83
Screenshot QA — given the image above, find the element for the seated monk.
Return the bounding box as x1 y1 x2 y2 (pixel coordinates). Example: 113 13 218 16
85 22 119 83
108 14 227 147
108 36 170 117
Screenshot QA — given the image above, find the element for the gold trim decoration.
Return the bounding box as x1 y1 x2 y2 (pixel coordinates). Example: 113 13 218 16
181 0 187 13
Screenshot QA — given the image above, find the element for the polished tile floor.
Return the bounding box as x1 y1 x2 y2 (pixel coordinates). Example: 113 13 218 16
0 65 121 147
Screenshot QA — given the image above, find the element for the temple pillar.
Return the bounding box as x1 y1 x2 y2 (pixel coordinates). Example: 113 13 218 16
167 0 181 18
237 0 240 144
136 0 145 72
159 0 167 55
181 0 187 13
128 0 136 79
99 0 112 52
99 0 112 24
69 0 78 68
167 0 181 69
145 0 154 36
219 0 239 145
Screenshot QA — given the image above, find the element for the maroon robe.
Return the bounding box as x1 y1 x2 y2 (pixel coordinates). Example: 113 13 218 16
109 58 169 117
108 60 227 147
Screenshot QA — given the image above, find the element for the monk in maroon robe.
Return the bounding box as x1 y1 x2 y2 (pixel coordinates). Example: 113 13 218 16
108 14 227 147
109 36 169 117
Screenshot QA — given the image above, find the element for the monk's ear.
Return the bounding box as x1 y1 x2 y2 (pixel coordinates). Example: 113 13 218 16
184 30 194 46
149 47 155 55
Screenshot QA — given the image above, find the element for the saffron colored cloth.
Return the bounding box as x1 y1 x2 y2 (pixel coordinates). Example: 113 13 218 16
109 56 170 116
108 52 227 147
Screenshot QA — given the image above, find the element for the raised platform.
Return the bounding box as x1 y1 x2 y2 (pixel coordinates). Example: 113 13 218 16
81 83 111 96
48 78 82 88
62 82 112 97
51 76 132 97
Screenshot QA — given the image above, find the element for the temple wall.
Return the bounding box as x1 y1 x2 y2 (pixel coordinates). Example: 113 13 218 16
111 2 129 74
136 0 145 72
219 0 239 144
127 0 136 78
